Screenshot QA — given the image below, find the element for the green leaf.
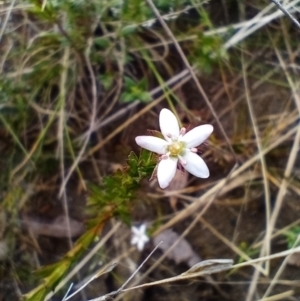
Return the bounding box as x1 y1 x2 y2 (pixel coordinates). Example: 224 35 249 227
120 24 138 36
139 91 152 102
120 92 135 103
94 37 111 48
124 76 136 87
99 74 114 90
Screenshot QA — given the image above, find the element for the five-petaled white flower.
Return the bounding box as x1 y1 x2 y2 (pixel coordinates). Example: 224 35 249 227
131 224 149 251
135 108 213 189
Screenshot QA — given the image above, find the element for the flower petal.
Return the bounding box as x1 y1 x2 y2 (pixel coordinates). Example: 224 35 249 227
135 136 167 154
131 236 139 245
131 226 141 236
157 157 178 189
131 224 149 251
182 151 209 178
138 224 147 234
181 124 213 148
142 235 149 244
159 108 180 140
137 240 145 251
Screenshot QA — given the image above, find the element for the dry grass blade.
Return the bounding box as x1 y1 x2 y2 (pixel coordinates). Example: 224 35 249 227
58 38 98 197
2 1 300 300
153 121 298 236
0 0 16 41
234 246 300 269
181 259 234 276
87 246 300 301
255 43 300 300
45 222 122 301
80 68 190 138
262 235 300 299
199 217 266 274
223 0 300 49
64 262 118 301
255 290 294 301
242 50 271 280
271 0 300 29
145 0 238 163
88 259 233 301
86 73 192 157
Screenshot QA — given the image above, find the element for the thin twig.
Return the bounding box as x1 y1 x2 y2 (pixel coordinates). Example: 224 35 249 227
271 0 300 30
86 72 192 157
145 0 238 164
79 69 190 140
88 243 163 301
44 222 122 301
59 35 98 197
242 52 271 276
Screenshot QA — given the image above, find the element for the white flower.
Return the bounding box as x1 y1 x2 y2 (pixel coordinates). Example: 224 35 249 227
131 224 149 251
135 108 213 189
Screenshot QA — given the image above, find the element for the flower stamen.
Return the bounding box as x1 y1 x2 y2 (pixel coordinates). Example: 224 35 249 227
168 141 185 157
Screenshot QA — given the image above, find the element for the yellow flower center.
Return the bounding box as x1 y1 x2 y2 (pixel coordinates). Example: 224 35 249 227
168 141 185 157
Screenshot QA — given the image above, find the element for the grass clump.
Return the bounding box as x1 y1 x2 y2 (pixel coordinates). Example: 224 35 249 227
1 1 300 301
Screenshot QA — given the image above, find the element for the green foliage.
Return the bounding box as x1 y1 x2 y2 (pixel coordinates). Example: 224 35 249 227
87 149 157 223
99 73 115 91
1 0 226 299
23 223 107 301
23 150 156 300
120 77 152 103
188 33 227 74
237 242 260 264
120 24 139 36
284 226 300 249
